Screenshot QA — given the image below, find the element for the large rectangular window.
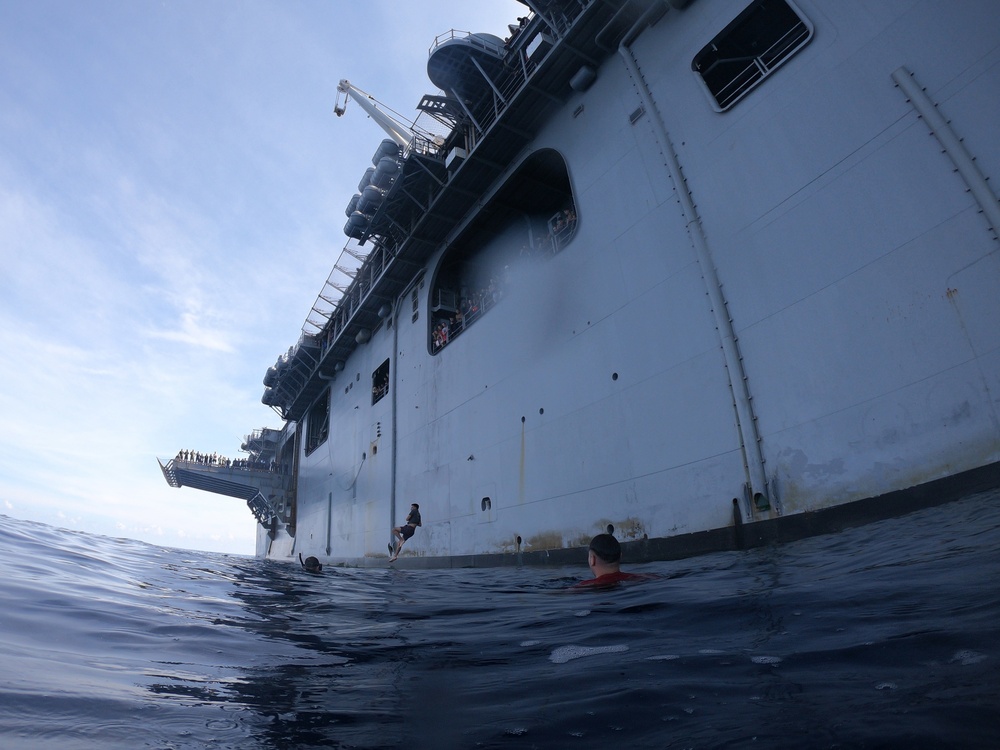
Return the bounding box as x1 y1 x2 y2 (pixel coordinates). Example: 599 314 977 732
693 0 812 111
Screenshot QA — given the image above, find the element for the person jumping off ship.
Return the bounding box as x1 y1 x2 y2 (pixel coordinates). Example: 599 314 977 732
389 503 421 562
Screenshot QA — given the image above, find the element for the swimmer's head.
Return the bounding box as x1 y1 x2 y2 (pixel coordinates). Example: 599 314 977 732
588 533 621 565
303 556 323 573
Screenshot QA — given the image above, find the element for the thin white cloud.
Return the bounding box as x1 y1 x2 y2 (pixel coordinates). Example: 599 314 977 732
145 311 237 353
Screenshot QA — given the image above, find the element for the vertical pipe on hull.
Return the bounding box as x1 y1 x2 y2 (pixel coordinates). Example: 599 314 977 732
388 272 425 544
326 491 332 555
892 66 1000 240
618 8 772 514
390 300 399 539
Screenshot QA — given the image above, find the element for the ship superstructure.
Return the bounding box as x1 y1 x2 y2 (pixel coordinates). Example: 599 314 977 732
161 0 1000 565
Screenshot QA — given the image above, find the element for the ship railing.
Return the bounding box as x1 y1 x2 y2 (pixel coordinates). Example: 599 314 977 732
241 426 281 452
423 4 589 153
157 458 282 525
170 456 289 475
454 53 532 147
712 19 811 110
548 208 578 253
430 28 506 56
408 132 444 159
430 272 507 353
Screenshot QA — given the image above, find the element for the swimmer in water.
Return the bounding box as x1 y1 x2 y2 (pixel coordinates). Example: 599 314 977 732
573 533 650 588
299 553 323 573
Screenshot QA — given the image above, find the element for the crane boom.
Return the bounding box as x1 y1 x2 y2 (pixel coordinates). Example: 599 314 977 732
335 79 412 148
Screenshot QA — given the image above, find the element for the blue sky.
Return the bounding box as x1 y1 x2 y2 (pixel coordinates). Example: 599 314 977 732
0 0 524 554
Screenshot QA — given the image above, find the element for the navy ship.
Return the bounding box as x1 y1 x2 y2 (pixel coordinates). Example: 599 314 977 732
160 0 1000 565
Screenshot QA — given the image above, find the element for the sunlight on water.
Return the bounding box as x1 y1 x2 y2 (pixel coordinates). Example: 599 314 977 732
1 490 999 749
548 644 629 663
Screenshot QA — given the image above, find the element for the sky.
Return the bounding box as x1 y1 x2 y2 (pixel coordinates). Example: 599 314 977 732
0 0 525 555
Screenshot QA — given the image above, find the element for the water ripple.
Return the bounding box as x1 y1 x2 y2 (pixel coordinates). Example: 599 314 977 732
1 489 999 748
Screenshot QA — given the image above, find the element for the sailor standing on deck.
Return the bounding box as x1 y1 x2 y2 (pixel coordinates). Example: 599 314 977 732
389 504 421 562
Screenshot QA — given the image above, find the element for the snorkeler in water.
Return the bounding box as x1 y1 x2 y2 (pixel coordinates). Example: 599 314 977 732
299 553 323 573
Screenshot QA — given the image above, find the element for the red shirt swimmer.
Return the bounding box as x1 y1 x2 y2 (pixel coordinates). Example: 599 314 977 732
572 533 655 588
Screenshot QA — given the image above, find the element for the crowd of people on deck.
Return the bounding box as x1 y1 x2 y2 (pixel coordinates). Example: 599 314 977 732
372 373 390 402
526 206 577 258
174 450 282 473
432 268 509 351
431 206 577 353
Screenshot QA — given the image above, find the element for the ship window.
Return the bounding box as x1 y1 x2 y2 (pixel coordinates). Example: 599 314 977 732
304 388 330 456
430 148 576 354
692 0 812 112
372 359 389 405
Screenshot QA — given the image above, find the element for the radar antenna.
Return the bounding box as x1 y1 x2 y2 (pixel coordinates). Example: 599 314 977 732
335 79 413 149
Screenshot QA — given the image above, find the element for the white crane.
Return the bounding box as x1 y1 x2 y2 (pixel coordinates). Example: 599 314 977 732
334 79 413 149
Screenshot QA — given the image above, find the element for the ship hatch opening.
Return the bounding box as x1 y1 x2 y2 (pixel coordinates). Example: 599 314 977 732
372 359 389 405
430 148 576 353
304 388 330 456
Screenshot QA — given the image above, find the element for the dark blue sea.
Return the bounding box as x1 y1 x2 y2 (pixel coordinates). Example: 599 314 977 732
2 491 999 750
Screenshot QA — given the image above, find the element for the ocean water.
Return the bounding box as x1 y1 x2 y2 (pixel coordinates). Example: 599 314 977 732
1 492 999 750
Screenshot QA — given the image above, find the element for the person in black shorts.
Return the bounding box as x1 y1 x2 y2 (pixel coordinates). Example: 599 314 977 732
389 503 421 562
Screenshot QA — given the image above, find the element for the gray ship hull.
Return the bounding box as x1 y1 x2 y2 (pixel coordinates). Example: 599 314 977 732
168 0 1000 566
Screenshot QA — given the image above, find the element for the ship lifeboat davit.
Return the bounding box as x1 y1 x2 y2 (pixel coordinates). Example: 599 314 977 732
427 32 505 101
356 184 384 214
372 138 401 166
344 210 369 239
344 193 361 218
371 156 400 189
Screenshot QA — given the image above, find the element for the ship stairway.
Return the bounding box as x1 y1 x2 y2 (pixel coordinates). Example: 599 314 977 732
159 457 180 488
156 458 280 525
